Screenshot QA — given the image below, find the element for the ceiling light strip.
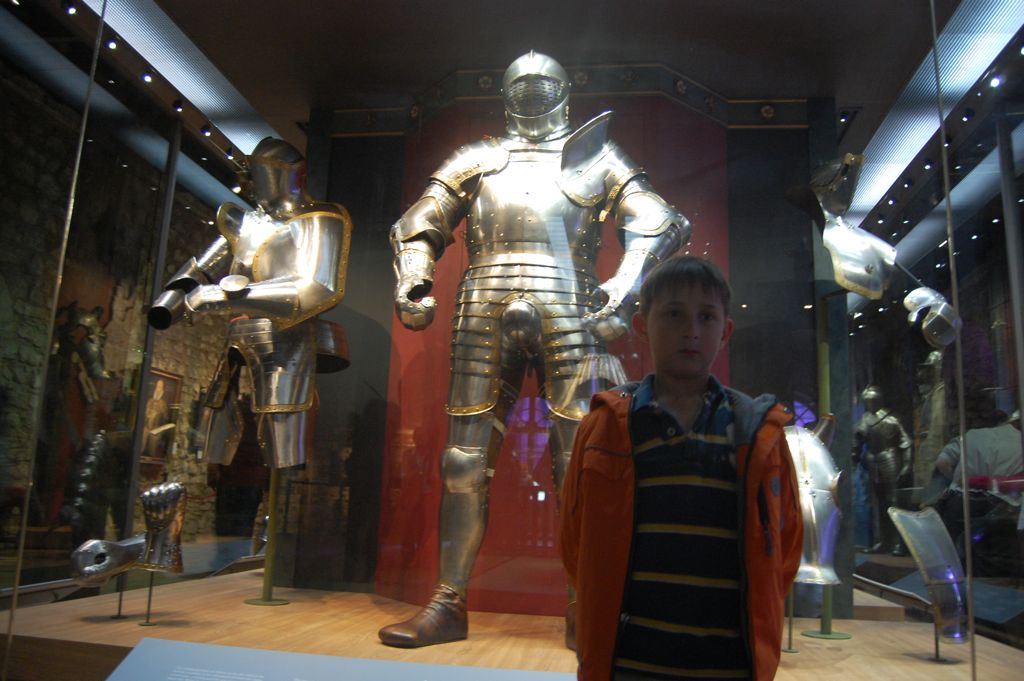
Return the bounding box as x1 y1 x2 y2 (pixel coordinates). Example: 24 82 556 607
847 0 1023 226
81 0 277 153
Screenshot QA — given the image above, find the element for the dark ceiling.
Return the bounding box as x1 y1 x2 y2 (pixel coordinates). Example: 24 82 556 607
155 0 959 155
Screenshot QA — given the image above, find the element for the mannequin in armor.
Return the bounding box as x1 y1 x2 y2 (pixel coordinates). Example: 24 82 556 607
914 350 948 506
853 385 912 554
148 137 352 468
379 52 688 649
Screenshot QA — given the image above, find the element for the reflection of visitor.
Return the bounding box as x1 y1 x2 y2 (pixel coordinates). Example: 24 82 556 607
931 410 1022 577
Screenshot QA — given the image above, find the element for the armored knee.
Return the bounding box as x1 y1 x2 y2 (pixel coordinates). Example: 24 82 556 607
442 446 489 493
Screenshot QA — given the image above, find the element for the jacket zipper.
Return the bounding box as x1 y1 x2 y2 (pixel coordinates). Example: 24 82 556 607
757 486 773 556
609 392 637 678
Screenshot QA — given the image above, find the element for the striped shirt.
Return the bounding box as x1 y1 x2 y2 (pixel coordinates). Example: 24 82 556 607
613 374 750 680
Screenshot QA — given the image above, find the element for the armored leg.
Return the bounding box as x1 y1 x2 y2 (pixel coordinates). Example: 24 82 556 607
204 354 244 466
257 410 314 469
380 381 520 649
548 411 583 649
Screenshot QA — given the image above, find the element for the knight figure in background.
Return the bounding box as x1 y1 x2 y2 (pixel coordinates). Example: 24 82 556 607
913 350 948 506
379 51 688 649
853 385 912 555
149 137 352 468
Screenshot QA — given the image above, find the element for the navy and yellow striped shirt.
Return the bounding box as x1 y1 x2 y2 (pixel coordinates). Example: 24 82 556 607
613 374 750 680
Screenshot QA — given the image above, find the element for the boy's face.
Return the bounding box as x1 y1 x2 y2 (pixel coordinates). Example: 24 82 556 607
632 283 734 385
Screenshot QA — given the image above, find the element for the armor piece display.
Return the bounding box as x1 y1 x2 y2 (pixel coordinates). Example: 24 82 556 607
71 533 145 586
138 481 186 573
888 507 969 643
380 52 688 649
149 137 352 468
69 481 186 585
787 154 895 300
853 385 911 554
786 416 842 586
904 286 961 350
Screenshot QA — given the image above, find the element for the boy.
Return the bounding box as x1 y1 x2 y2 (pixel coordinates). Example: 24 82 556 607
559 255 802 681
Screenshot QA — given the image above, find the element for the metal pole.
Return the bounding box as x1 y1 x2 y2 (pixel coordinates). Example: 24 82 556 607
994 109 1024 475
782 589 798 653
803 306 850 640
139 572 157 627
246 467 289 605
928 3 974 678
2 3 109 679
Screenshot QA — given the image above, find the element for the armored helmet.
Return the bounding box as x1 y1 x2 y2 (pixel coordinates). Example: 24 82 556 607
502 51 571 141
246 137 306 214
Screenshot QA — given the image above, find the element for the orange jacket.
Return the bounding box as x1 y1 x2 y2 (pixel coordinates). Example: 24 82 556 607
560 385 803 681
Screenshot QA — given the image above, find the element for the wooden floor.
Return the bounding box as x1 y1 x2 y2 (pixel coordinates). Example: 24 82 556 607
0 570 1020 681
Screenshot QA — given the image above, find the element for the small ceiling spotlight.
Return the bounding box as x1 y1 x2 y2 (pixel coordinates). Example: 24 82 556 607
886 197 897 206
876 215 886 225
943 135 952 148
231 185 242 194
989 75 1003 88
172 99 183 112
902 178 914 189
201 125 211 137
141 72 154 84
62 1 77 15
225 147 234 160
839 111 849 124
106 38 117 50
961 108 975 122
923 160 934 170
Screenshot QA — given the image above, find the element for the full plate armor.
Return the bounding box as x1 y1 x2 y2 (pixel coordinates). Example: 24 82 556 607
853 385 911 555
149 138 352 468
379 52 689 649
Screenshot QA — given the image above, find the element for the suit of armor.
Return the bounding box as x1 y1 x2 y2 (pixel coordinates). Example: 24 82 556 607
853 385 911 554
149 138 352 468
379 52 688 649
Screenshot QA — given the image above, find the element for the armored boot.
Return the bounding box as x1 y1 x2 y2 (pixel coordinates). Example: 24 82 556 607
378 584 467 648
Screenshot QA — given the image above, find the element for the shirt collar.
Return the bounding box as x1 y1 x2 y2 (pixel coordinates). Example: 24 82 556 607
631 373 725 412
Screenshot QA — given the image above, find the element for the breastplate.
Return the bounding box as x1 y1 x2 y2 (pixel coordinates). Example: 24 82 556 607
465 145 602 272
229 210 294 282
861 413 903 452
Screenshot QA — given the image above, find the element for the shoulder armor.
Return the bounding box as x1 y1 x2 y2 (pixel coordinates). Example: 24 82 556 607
216 202 246 246
293 201 353 229
430 138 510 197
558 114 644 209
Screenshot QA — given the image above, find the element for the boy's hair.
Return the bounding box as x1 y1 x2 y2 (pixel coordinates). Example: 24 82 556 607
639 255 732 316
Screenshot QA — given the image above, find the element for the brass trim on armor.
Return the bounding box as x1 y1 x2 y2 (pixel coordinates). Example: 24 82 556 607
546 403 587 421
600 169 646 221
248 209 352 330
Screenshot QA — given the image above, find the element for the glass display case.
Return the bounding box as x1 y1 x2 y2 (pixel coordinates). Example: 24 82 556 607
0 1 1021 680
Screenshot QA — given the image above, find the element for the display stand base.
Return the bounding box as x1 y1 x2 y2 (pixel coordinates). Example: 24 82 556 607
802 629 852 640
243 597 289 606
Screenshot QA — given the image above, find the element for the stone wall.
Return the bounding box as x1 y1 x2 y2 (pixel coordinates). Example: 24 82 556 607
0 54 228 545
